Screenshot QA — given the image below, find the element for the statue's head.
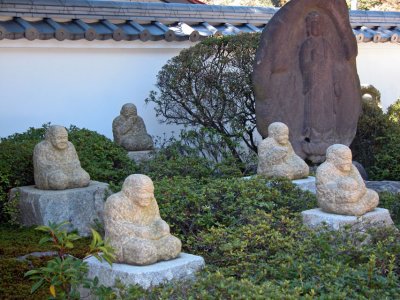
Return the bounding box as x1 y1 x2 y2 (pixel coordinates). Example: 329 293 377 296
326 144 352 173
121 103 137 117
122 174 154 207
45 125 69 150
306 11 321 37
268 122 289 146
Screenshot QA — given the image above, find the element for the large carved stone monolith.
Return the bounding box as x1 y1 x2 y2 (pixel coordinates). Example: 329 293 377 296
253 0 361 163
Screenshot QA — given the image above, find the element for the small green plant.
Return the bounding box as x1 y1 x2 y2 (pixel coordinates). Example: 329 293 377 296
25 221 115 299
3 189 20 226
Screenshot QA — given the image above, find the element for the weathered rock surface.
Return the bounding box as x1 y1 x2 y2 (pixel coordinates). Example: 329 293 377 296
113 103 154 151
33 125 90 190
104 174 181 265
366 181 400 194
316 145 378 216
257 122 309 180
293 176 316 194
83 253 205 290
302 208 394 230
253 0 361 163
13 181 109 236
127 150 155 163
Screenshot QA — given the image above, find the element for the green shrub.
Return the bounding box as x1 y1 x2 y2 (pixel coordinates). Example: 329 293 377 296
0 125 137 223
147 33 260 164
67 125 137 184
379 192 400 224
154 176 316 249
351 101 394 171
138 130 251 181
351 100 400 180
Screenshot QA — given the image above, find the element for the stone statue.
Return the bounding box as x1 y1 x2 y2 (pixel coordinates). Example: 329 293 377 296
33 125 90 190
253 0 361 163
112 103 154 151
257 122 309 180
316 144 378 216
104 174 181 265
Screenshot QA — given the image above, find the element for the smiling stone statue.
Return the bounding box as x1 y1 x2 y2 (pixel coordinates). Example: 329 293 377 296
104 174 181 265
112 103 154 151
33 125 90 190
316 144 378 216
257 122 309 180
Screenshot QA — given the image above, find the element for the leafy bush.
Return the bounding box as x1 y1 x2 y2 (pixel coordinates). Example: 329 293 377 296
0 125 137 223
387 99 400 124
146 33 260 164
154 176 316 249
67 126 137 184
138 129 255 181
350 100 400 180
350 101 393 170
379 192 400 225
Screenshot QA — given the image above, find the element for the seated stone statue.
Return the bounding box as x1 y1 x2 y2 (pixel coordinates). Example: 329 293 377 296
257 122 309 180
316 144 378 216
104 174 181 265
112 103 154 151
33 125 90 190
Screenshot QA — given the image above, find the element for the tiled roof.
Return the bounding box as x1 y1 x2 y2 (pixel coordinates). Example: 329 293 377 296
0 0 399 43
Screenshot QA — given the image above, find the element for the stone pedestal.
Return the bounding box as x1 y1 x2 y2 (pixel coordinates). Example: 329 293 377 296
127 150 154 163
84 253 205 290
301 208 394 231
12 181 109 236
292 176 316 194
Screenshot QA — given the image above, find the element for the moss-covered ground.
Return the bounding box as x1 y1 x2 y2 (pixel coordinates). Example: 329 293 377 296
0 225 90 299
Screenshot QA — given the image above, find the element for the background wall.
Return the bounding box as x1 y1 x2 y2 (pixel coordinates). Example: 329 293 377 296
0 39 189 139
357 43 400 109
0 39 399 139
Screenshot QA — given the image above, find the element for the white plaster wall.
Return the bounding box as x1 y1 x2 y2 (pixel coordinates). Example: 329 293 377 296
357 43 400 110
0 40 399 139
0 39 192 139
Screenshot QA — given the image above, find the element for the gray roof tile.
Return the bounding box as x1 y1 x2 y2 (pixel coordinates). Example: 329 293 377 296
0 1 398 43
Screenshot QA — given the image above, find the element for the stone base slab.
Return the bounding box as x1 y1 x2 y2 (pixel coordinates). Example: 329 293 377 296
12 181 109 236
84 253 205 290
301 208 394 231
292 176 316 194
366 180 400 194
127 150 154 163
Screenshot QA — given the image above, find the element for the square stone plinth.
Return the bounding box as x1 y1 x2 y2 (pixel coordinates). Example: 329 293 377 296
127 150 154 163
302 208 394 231
12 181 109 236
293 176 316 194
84 253 205 290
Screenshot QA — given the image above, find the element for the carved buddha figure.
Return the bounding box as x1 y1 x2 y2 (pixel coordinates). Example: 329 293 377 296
316 144 378 216
300 11 340 162
33 125 90 190
104 174 181 265
112 103 154 151
257 122 309 180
